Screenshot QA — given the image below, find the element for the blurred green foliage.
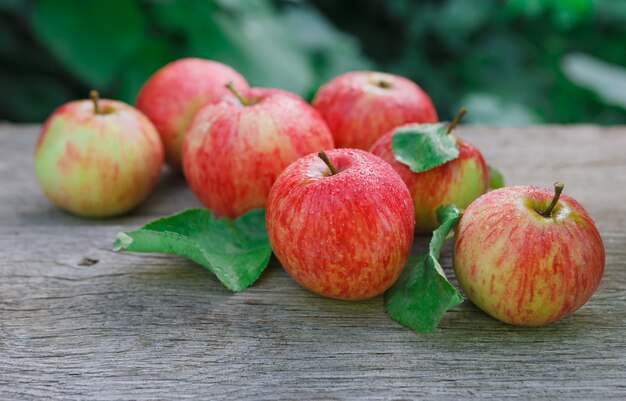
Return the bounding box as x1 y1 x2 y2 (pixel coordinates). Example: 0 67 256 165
1 0 625 124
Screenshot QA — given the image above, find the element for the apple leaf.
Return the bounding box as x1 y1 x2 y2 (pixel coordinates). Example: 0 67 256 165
113 208 272 292
488 164 505 189
384 205 463 333
391 123 460 172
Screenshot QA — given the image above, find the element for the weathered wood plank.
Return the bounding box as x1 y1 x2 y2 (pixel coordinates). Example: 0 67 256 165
1 124 625 400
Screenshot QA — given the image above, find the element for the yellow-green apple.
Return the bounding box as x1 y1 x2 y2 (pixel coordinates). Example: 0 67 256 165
266 149 415 300
452 183 605 326
34 91 164 217
136 58 248 167
312 71 437 150
182 85 335 218
369 115 488 233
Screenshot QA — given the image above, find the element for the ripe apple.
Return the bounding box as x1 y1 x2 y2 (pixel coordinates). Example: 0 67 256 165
369 113 488 233
266 149 415 301
182 85 335 218
312 71 437 150
34 91 164 217
136 58 248 167
452 183 605 326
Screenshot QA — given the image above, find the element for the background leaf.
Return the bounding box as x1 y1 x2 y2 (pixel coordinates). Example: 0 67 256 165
384 205 463 333
32 0 145 87
113 208 272 292
562 52 626 109
391 123 460 173
2 0 626 123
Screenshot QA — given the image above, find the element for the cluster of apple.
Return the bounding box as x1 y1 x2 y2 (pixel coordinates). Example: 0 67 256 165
34 57 604 327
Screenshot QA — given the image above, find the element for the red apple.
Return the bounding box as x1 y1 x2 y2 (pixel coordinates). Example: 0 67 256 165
370 123 489 233
136 58 248 167
34 91 164 217
453 183 605 326
266 149 415 301
312 71 437 150
182 85 335 218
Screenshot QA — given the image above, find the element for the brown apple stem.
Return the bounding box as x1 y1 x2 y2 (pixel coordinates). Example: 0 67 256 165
225 82 250 106
540 182 565 217
318 151 338 175
375 79 392 89
447 107 468 134
90 90 100 114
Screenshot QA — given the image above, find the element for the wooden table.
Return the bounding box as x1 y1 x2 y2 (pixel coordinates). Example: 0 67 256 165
1 124 625 400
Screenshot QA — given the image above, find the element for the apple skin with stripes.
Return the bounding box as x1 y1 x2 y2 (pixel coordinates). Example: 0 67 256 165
266 149 415 301
312 71 437 150
452 185 605 326
370 127 489 233
182 87 334 218
34 94 163 217
136 58 249 168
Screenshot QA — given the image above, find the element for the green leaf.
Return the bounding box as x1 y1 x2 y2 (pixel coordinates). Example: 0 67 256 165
488 164 505 189
391 123 460 173
151 0 317 97
384 205 464 333
115 41 176 104
32 0 145 87
113 209 272 292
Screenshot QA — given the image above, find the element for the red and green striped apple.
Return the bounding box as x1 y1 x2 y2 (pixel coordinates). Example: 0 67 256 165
182 86 334 218
136 58 248 168
453 184 605 326
266 149 415 301
312 71 437 150
369 112 489 233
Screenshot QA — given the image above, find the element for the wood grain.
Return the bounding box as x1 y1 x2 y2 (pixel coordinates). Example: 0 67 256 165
1 124 625 400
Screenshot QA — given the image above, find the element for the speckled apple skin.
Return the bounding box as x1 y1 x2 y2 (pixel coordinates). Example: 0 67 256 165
34 99 164 217
183 88 335 218
312 71 437 150
136 58 248 167
453 186 605 326
266 149 415 301
370 128 489 233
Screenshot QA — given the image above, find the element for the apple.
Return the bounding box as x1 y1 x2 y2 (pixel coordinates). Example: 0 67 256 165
265 149 415 300
452 183 605 326
312 71 437 150
34 91 164 217
136 58 248 167
369 112 488 233
182 85 335 218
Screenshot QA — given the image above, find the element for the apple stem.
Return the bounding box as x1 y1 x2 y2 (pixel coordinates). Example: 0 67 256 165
318 151 338 176
447 107 468 134
376 79 392 89
90 90 100 114
225 82 250 106
540 182 565 217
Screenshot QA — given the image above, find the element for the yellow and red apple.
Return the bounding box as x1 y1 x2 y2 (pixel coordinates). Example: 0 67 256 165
453 184 605 326
34 91 164 217
370 123 488 233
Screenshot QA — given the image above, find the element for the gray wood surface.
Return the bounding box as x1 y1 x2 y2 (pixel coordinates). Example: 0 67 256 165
1 123 625 400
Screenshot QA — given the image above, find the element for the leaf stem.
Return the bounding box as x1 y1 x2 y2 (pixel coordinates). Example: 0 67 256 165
225 82 250 106
318 151 338 175
539 182 565 217
90 90 100 114
447 107 468 134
